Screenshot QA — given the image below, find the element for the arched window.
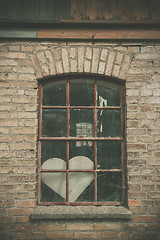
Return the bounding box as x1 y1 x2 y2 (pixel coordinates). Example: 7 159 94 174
38 75 125 206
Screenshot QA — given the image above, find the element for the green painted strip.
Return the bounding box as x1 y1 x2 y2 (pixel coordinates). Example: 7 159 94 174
0 29 37 38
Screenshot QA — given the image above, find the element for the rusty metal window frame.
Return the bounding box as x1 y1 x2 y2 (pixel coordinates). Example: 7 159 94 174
38 75 125 206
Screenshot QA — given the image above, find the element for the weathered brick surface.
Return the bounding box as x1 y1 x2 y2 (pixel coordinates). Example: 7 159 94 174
78 47 85 72
0 42 160 240
105 51 116 76
101 231 128 239
62 48 70 73
45 50 56 75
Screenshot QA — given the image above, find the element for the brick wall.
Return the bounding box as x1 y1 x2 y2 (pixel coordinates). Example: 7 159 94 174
0 41 160 239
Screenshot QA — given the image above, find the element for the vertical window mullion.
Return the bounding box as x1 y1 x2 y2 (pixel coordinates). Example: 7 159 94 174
38 141 41 204
94 80 97 139
121 84 125 204
94 80 97 202
94 142 97 202
67 80 70 138
39 84 43 139
66 80 70 203
39 83 43 204
66 141 69 203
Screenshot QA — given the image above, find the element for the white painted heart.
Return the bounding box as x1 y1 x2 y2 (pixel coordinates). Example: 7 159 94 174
41 156 94 202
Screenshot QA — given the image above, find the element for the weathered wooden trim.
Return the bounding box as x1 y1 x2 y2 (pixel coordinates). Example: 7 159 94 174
37 28 160 40
0 28 160 40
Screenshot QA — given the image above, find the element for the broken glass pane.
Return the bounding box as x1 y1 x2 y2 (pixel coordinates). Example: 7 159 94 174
70 79 94 106
97 173 122 202
97 109 121 137
43 80 66 106
97 141 121 169
70 109 94 137
42 109 67 137
97 80 121 106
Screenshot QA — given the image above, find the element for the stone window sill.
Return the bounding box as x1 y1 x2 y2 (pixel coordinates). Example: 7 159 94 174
31 205 132 220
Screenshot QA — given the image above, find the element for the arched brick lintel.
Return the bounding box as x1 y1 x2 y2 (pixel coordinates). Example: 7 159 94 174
32 46 131 81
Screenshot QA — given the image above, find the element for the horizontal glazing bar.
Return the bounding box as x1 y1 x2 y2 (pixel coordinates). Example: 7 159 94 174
39 137 123 141
40 169 122 173
42 106 121 109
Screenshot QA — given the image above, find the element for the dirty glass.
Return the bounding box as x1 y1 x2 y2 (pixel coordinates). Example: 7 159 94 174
70 79 94 106
40 78 124 204
97 80 121 107
41 141 66 165
97 109 121 137
41 174 66 202
97 173 122 202
42 109 67 137
97 141 121 169
43 80 66 106
69 173 94 202
69 141 94 165
70 109 94 137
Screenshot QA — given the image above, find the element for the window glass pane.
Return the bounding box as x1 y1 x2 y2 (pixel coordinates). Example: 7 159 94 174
41 173 66 202
97 141 121 169
69 141 94 167
70 80 94 106
41 141 66 166
69 173 94 202
40 78 124 205
97 81 121 106
43 81 66 106
42 109 67 137
70 109 94 137
97 109 121 137
97 173 122 202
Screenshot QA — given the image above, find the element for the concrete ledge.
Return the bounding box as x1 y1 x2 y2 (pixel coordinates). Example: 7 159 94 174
31 206 132 220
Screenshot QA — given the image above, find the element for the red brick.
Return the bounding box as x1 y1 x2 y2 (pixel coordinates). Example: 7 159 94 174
102 231 128 239
67 223 94 231
38 224 65 231
46 231 73 239
131 215 155 223
128 200 141 207
16 216 30 223
74 231 101 239
17 200 36 208
95 223 122 231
